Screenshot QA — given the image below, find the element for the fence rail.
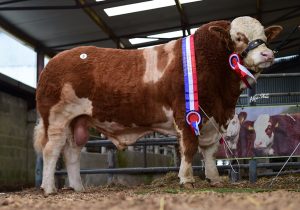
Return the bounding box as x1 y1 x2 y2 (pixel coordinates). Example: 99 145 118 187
86 137 178 148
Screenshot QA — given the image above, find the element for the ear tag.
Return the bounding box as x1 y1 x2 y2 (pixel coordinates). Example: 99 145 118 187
80 53 87 59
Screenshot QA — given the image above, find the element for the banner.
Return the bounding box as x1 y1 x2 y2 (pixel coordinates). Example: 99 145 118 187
216 105 300 158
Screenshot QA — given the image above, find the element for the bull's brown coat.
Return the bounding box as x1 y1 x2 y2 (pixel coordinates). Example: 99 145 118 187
37 21 240 150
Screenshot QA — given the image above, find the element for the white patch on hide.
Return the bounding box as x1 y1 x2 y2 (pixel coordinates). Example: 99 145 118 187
201 141 221 183
142 41 175 83
152 106 177 135
93 106 176 150
63 137 84 192
43 83 92 195
174 122 195 184
48 83 93 130
178 155 195 184
198 117 221 147
94 121 126 133
93 120 147 149
163 40 176 66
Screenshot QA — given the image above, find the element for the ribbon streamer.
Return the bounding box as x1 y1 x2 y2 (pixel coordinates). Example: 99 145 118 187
229 53 256 88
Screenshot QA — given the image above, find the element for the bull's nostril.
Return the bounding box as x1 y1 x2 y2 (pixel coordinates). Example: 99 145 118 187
261 51 274 60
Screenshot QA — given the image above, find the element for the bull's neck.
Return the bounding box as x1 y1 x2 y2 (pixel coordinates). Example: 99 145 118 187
193 33 242 126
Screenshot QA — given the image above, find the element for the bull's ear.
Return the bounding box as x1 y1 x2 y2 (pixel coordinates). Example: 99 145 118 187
209 26 229 40
238 112 247 124
265 25 283 42
275 122 279 128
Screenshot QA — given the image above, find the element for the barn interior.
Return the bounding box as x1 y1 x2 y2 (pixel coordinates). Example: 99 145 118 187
0 0 299 202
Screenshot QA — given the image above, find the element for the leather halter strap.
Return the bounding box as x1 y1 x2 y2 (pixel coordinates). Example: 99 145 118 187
241 39 266 58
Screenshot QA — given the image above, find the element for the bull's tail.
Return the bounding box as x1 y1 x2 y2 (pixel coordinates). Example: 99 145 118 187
33 118 48 154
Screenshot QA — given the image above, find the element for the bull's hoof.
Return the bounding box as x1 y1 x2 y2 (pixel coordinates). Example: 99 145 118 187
43 187 58 197
206 178 223 187
61 187 75 191
210 181 223 187
62 185 85 192
43 191 57 197
72 185 85 192
181 183 195 189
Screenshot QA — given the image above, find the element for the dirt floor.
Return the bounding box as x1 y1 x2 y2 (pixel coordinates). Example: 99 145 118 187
1 173 300 210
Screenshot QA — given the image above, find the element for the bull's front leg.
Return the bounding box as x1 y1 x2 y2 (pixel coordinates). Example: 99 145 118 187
176 125 199 188
200 141 222 186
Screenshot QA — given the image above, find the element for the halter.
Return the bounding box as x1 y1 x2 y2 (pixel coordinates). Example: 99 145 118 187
241 39 266 58
228 38 266 88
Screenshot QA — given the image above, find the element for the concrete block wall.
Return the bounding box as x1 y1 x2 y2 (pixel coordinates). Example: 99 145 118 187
0 91 36 190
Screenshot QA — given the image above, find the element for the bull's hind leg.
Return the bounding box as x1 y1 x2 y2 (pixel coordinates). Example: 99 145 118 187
42 126 67 195
200 141 221 186
41 84 92 196
63 116 90 192
63 140 84 192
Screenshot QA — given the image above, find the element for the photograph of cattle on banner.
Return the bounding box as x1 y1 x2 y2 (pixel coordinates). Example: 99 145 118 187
217 105 300 158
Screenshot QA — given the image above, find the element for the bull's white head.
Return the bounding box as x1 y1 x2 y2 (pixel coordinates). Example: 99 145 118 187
209 16 282 88
253 114 274 149
230 16 282 71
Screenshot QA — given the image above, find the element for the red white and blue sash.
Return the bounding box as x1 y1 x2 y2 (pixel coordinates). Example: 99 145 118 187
182 35 202 136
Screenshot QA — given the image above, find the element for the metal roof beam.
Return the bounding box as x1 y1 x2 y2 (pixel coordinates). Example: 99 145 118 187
0 0 124 11
76 0 124 49
0 15 56 57
174 0 190 36
256 0 262 21
0 0 30 6
49 5 300 50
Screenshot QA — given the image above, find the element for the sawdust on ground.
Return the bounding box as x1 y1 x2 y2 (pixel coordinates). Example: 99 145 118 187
0 173 299 210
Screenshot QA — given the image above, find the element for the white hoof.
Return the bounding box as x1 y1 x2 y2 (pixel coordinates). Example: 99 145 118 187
71 184 85 192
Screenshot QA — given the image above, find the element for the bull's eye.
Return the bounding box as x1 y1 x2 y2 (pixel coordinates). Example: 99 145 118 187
236 37 241 42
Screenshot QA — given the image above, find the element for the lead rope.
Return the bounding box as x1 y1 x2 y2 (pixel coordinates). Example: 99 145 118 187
267 141 300 188
198 105 240 174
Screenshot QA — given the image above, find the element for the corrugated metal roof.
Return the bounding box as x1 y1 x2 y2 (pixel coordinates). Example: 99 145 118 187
0 0 299 58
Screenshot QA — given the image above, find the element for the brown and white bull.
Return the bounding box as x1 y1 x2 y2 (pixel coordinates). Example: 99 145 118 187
253 113 300 156
34 16 282 195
